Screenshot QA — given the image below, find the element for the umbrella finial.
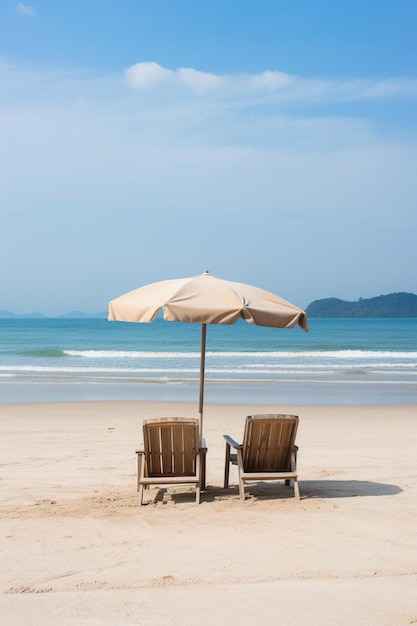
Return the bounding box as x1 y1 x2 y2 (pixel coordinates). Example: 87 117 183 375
203 270 210 275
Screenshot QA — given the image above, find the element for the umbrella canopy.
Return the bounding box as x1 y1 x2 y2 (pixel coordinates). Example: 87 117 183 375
108 271 308 432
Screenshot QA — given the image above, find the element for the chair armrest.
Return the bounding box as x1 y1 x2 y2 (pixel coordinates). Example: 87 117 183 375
223 434 242 450
135 449 144 455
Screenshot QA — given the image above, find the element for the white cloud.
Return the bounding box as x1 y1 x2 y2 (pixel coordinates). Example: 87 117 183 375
250 70 294 90
125 61 224 93
358 78 417 100
124 61 174 89
17 3 35 16
177 67 224 91
124 61 417 105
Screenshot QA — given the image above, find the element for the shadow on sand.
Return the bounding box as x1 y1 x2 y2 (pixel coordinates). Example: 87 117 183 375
294 479 402 499
145 479 402 504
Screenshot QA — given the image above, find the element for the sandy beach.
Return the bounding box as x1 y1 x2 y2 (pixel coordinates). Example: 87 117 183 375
0 400 416 625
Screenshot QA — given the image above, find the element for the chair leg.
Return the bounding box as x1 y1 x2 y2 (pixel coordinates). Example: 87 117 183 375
201 449 206 491
224 442 231 488
137 454 142 492
195 453 201 504
293 478 300 500
238 476 245 501
137 452 146 505
236 450 245 501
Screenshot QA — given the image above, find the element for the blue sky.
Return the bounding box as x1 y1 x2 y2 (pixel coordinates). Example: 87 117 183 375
1 1 416 315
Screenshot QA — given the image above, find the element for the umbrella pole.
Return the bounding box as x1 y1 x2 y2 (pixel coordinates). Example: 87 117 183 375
198 323 207 491
198 323 207 435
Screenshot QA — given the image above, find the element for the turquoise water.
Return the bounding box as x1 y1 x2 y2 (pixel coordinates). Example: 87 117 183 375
0 318 416 405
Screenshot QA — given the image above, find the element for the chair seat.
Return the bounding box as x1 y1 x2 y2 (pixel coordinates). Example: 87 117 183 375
241 471 298 480
138 474 201 486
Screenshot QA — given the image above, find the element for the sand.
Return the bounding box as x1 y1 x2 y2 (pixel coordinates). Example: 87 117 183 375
0 401 416 625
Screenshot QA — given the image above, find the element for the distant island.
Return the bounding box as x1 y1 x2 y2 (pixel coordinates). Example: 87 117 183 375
305 292 417 318
2 292 417 319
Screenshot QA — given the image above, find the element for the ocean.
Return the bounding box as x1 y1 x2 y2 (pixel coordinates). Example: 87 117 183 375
0 318 416 405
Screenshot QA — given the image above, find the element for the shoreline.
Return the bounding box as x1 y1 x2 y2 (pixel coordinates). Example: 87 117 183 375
1 377 416 405
1 400 416 624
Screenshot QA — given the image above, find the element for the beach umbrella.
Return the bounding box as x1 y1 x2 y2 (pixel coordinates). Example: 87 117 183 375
108 271 308 434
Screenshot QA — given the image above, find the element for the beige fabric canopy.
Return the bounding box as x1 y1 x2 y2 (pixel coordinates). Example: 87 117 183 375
108 271 308 433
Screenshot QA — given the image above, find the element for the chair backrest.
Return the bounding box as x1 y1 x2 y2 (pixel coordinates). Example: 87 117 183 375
143 418 200 477
242 414 299 472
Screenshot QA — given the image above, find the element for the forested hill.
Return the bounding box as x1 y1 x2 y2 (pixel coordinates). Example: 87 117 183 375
305 292 417 318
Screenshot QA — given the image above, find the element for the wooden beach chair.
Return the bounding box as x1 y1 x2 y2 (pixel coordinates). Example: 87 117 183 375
223 414 300 501
136 418 207 505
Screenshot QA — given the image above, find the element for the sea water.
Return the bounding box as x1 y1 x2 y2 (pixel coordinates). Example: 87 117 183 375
0 318 416 405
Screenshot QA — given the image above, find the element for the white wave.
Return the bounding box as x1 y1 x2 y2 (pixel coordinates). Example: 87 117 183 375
64 350 202 358
244 362 416 370
63 349 417 360
0 365 199 374
1 364 416 377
